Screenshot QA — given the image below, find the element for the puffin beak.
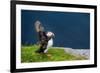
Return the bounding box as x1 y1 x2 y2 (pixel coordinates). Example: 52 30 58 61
52 33 55 38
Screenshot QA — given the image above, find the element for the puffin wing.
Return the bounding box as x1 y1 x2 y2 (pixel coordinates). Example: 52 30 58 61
34 20 44 32
34 20 48 43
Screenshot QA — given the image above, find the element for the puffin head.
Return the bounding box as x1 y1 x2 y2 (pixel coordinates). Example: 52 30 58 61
46 31 55 38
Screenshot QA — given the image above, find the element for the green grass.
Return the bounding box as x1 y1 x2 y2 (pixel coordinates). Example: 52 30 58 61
21 45 86 63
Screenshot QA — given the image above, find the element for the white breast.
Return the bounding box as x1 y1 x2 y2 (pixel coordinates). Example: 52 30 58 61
47 38 53 48
44 38 53 53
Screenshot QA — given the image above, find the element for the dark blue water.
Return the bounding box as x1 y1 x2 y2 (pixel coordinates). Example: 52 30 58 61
21 10 90 49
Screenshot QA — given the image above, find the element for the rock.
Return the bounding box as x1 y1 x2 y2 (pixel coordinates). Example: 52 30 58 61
64 48 90 59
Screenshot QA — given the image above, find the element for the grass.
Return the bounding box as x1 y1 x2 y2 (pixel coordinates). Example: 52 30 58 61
21 45 86 63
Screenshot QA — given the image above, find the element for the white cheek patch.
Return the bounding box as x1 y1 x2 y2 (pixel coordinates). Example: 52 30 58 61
47 32 53 37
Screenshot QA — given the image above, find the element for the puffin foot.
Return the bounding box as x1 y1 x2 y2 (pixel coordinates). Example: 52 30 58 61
35 49 44 54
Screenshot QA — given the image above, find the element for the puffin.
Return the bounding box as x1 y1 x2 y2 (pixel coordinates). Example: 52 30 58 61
34 20 55 53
